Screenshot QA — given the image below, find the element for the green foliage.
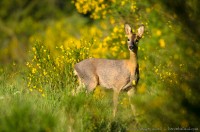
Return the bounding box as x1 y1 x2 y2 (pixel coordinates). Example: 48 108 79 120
0 0 200 131
26 40 94 95
0 70 129 131
0 97 56 132
0 0 74 63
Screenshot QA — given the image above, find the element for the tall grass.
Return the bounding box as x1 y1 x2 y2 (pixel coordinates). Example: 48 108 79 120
1 33 199 131
0 72 132 132
0 41 135 132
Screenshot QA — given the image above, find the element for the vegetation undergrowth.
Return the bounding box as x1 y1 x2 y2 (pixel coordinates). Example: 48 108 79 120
0 0 200 131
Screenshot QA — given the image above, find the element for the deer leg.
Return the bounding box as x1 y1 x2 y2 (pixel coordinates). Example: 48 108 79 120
127 88 136 116
113 90 120 117
136 64 140 83
85 76 98 92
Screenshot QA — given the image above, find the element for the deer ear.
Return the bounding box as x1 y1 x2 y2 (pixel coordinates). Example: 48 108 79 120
125 24 132 35
137 25 144 38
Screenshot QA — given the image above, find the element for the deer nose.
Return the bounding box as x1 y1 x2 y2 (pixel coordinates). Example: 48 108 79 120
129 45 134 50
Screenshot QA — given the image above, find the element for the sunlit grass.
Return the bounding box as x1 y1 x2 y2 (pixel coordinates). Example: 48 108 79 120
0 0 199 131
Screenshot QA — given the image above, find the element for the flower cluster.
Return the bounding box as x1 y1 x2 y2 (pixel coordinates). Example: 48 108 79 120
153 64 179 84
93 87 106 99
73 0 137 20
92 24 128 59
26 43 53 97
26 40 94 96
73 0 110 19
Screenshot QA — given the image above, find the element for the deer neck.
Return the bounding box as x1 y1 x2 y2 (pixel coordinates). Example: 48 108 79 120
129 50 137 63
128 50 138 69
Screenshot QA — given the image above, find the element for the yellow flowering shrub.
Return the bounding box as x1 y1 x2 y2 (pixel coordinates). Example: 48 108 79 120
29 19 103 57
73 0 137 20
91 23 140 59
26 39 94 95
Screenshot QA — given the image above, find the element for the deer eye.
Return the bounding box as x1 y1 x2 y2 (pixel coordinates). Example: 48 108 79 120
127 39 130 41
135 39 139 43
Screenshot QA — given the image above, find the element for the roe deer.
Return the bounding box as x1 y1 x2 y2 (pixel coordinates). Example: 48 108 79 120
74 24 144 117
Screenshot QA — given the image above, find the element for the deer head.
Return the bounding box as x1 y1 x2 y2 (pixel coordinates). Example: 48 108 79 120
125 24 144 52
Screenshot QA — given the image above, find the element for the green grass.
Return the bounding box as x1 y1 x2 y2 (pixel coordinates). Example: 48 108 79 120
0 38 199 131
0 66 137 132
0 0 200 131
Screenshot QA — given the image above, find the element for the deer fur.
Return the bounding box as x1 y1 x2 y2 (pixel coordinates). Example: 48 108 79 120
74 24 144 117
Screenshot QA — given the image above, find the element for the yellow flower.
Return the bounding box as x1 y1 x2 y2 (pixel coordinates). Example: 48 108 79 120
159 39 165 48
77 42 81 49
43 70 47 76
121 1 125 6
146 8 151 13
28 82 31 87
131 5 136 11
32 47 36 52
93 87 105 99
168 72 171 76
113 27 118 33
132 80 136 85
26 62 30 66
99 0 104 3
156 30 161 36
60 45 64 50
121 40 125 45
110 17 115 24
38 89 43 92
32 68 36 74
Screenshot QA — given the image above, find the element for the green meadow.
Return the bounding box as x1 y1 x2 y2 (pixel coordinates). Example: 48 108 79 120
0 0 199 131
